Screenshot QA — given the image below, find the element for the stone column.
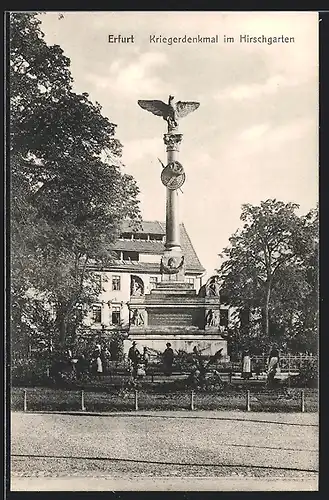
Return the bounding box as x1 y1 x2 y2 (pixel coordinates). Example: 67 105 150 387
163 133 183 251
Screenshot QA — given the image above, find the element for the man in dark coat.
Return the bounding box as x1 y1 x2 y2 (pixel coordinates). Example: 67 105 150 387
128 341 140 378
163 343 174 376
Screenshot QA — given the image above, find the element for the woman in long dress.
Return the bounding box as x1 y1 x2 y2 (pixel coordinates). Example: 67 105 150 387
241 349 252 379
96 355 103 379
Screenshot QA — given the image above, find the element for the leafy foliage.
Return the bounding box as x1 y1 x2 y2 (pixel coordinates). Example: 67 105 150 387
11 356 50 386
10 13 141 352
174 350 196 371
109 331 126 361
219 200 318 351
286 358 318 388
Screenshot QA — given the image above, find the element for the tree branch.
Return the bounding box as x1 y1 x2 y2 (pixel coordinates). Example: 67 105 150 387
67 254 90 314
271 253 296 277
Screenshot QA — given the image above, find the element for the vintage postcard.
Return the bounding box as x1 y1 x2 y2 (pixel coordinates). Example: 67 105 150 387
9 11 318 492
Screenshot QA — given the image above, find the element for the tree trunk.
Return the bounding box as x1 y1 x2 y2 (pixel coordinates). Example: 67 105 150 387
264 280 272 337
240 307 251 336
59 316 67 345
56 303 69 347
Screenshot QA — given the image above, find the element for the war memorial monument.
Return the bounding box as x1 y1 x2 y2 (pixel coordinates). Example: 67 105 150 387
124 96 228 358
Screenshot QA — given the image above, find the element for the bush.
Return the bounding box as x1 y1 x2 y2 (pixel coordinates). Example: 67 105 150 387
109 331 125 361
286 358 318 388
174 350 195 371
11 357 50 386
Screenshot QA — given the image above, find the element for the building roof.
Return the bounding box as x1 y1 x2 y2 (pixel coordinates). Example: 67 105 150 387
121 220 165 235
111 240 165 253
109 221 204 273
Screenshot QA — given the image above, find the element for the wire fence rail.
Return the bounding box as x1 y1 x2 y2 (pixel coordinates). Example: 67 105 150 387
12 386 318 414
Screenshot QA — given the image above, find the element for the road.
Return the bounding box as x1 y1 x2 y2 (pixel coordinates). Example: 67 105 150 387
10 410 319 491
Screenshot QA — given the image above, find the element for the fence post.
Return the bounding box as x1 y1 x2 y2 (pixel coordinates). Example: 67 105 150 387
81 390 86 411
300 390 305 413
190 390 195 410
246 390 251 412
134 389 138 411
23 389 27 412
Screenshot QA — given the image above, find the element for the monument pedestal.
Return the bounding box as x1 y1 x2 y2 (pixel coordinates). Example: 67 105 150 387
126 280 228 360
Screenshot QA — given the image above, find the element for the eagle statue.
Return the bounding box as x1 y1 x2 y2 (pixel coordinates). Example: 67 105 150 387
138 95 200 132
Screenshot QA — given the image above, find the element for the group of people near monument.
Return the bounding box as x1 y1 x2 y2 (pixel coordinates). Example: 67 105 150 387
127 341 281 384
49 343 113 382
241 346 280 384
51 340 281 385
128 341 174 379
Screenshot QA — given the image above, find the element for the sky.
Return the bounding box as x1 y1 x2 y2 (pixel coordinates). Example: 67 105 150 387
39 11 319 278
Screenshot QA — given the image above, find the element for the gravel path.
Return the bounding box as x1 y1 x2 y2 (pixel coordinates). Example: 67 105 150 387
11 411 318 489
11 476 318 491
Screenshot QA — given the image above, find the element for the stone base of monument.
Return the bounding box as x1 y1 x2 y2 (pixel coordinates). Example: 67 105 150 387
127 279 228 361
123 329 228 359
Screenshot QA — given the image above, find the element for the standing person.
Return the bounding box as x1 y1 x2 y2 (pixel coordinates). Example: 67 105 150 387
163 343 174 376
100 345 111 374
93 344 101 361
241 349 252 380
128 341 140 378
193 345 201 359
267 346 280 386
76 354 87 381
96 354 103 380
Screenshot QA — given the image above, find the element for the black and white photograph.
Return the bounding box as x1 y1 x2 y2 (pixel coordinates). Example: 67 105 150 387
8 11 319 492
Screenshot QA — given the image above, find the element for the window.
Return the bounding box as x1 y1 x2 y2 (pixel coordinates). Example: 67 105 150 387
122 251 139 261
220 293 229 304
186 277 194 286
94 274 102 294
134 233 148 240
112 275 121 291
120 232 132 240
220 309 229 327
149 234 164 241
92 305 102 323
149 276 158 288
75 305 83 323
111 306 121 326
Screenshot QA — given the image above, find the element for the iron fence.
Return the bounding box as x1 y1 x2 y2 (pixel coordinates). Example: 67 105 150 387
12 386 318 414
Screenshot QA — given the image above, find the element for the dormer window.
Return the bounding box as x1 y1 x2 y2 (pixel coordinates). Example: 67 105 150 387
120 232 132 240
149 234 164 241
122 251 139 261
134 233 148 241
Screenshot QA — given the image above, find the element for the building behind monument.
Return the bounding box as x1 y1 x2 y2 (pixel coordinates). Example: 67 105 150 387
80 220 231 348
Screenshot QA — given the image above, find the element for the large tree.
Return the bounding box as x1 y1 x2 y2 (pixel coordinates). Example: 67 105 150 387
219 200 318 349
10 13 141 350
